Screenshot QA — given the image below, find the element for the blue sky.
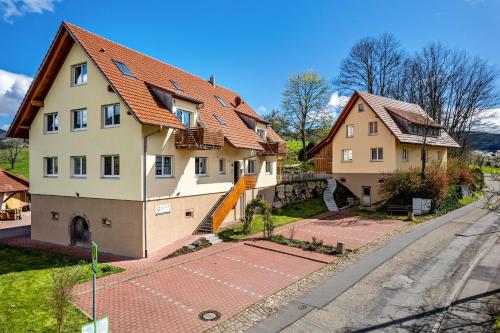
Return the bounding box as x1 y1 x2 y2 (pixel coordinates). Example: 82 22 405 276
0 0 499 131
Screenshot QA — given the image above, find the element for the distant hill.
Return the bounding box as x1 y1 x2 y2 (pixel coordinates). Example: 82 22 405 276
468 131 500 152
0 129 6 140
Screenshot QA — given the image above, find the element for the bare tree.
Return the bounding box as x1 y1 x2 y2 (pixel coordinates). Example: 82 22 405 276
262 109 291 139
3 138 24 169
335 33 403 96
281 71 330 160
46 266 82 333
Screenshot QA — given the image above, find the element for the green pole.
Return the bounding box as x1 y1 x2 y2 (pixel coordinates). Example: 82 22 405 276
91 242 98 332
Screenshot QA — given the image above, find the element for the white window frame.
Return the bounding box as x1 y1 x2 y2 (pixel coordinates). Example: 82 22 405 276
219 159 226 174
346 124 354 138
103 104 120 128
371 147 384 161
176 109 192 128
369 121 378 135
247 160 256 174
265 161 272 174
44 157 58 177
402 147 409 162
44 112 59 134
155 155 173 178
71 156 86 178
71 63 87 86
358 104 365 112
71 108 87 131
195 157 208 177
341 149 352 162
102 155 120 178
256 128 266 140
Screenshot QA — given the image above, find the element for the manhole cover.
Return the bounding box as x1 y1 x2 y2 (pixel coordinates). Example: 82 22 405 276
199 310 221 321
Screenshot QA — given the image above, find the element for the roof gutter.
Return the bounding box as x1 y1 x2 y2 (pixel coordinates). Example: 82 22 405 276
143 126 163 258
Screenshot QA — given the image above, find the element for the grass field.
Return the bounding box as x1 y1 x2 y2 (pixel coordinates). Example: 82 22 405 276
0 147 29 178
219 196 328 240
0 245 122 333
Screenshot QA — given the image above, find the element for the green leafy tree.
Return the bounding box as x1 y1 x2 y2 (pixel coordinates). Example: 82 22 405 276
281 71 330 160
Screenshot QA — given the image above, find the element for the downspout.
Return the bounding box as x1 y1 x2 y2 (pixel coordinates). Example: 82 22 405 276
143 126 163 258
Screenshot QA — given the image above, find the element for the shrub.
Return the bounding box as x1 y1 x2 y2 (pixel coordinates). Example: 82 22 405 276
381 166 448 205
435 187 461 214
447 158 475 186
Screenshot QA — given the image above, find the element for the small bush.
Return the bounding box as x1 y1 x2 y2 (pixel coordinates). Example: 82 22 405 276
447 158 475 186
381 165 448 205
435 187 461 214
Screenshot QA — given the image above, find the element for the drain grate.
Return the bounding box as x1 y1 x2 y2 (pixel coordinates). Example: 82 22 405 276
199 310 221 321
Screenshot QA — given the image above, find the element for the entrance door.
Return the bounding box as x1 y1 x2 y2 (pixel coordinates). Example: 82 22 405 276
71 216 90 247
362 186 371 205
233 161 240 184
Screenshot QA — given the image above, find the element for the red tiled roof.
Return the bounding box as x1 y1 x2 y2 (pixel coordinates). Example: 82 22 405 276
309 92 459 156
0 169 29 193
8 22 283 150
64 22 278 150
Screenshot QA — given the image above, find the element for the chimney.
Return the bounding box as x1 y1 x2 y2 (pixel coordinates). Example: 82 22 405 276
209 74 216 87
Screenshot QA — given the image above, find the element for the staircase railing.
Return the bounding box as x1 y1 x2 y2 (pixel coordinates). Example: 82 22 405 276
193 191 229 234
211 175 255 232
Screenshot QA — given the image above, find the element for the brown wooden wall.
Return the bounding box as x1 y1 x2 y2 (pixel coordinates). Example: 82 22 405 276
313 141 333 174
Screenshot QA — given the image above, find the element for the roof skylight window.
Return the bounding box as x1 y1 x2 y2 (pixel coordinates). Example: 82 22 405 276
213 114 225 125
171 79 183 91
113 60 135 77
215 96 228 108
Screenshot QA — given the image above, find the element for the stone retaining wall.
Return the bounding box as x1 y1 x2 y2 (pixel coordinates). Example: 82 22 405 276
273 180 327 209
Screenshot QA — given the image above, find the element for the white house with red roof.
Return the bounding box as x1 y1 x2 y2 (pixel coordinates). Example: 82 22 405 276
7 22 286 258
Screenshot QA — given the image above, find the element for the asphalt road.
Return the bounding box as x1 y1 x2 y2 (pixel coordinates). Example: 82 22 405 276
248 180 500 332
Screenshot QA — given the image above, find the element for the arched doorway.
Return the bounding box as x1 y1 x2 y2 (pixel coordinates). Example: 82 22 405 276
70 216 90 247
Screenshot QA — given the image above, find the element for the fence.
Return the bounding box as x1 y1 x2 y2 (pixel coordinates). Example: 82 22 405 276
277 171 329 183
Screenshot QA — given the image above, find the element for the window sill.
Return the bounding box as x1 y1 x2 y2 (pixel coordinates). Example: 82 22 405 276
346 136 354 138
71 128 87 132
103 125 120 129
102 176 120 179
368 133 378 136
370 160 384 162
195 174 208 178
341 160 352 163
71 175 87 179
44 131 59 135
156 175 174 179
265 172 272 175
71 82 88 87
219 172 226 175
44 175 58 178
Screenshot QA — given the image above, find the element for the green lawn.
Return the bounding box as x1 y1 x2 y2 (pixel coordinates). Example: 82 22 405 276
0 245 123 333
0 147 29 178
219 196 328 240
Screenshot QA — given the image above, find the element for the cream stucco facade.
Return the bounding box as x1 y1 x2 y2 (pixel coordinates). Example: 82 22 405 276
28 43 278 258
327 100 449 204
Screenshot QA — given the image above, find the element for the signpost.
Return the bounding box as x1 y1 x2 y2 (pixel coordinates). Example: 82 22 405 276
81 242 109 333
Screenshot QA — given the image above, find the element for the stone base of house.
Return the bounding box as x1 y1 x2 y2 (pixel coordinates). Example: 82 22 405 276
332 173 387 205
31 187 276 258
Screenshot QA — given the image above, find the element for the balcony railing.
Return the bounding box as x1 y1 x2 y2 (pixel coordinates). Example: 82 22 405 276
174 127 224 150
258 141 288 155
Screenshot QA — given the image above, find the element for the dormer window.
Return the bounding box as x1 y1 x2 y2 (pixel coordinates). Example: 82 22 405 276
256 128 266 140
213 114 225 125
215 96 228 108
113 60 135 77
171 80 182 91
176 109 192 127
72 63 87 86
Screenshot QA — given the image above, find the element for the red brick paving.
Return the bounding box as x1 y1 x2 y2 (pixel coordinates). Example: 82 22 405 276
244 240 338 264
74 242 324 333
277 212 404 249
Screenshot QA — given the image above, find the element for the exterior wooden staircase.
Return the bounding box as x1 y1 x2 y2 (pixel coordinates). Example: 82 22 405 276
193 175 256 234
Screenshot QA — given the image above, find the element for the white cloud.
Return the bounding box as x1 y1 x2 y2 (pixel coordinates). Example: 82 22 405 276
0 68 32 117
475 108 500 133
325 92 349 119
0 0 60 22
1 123 10 131
257 105 267 115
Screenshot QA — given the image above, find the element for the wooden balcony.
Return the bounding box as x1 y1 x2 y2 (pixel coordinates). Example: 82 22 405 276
174 127 224 150
258 141 288 155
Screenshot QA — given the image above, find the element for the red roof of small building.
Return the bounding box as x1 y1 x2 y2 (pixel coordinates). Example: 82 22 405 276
0 169 29 193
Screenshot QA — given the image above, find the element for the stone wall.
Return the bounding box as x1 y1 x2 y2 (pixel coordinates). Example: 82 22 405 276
273 180 327 209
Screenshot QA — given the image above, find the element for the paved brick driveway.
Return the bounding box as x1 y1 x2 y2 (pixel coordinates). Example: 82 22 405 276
276 212 404 249
74 242 325 333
